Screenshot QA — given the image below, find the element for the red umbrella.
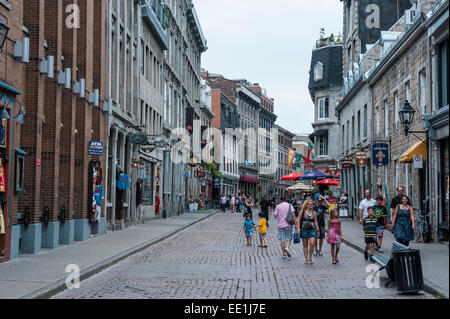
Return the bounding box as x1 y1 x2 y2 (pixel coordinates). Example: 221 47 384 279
334 172 340 179
280 172 303 180
315 178 340 186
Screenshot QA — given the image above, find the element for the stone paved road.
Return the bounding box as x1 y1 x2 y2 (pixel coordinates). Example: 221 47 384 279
53 211 433 299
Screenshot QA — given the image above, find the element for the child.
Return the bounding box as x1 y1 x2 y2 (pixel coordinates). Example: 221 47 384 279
256 212 268 248
243 214 256 246
326 208 344 264
363 207 378 262
374 196 388 252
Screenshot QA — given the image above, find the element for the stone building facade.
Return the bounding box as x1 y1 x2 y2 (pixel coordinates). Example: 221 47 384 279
274 125 295 198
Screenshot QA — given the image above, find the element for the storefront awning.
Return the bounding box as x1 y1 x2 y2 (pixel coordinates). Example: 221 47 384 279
309 129 328 140
400 140 427 163
240 175 260 184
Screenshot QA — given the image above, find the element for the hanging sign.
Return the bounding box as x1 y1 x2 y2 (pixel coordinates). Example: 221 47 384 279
413 154 423 169
328 164 338 175
88 141 104 156
356 151 368 167
340 158 354 169
130 133 148 145
37 158 41 167
372 143 389 166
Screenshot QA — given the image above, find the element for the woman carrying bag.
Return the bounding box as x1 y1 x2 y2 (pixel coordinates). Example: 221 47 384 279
297 199 320 265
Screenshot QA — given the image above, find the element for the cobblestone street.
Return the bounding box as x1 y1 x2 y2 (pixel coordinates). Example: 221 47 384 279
53 212 433 299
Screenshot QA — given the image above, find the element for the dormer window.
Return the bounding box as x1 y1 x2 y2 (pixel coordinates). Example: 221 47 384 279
314 62 323 81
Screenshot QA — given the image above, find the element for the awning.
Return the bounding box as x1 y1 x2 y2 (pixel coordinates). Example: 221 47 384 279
309 129 328 140
400 140 427 163
240 175 260 184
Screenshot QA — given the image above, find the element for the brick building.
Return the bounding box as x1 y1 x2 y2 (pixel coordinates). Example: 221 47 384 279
9 0 108 259
0 0 27 262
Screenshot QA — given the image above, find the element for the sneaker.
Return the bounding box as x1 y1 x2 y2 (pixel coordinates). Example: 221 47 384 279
285 248 292 258
282 253 287 259
314 250 319 256
369 255 375 263
364 250 369 260
318 250 323 256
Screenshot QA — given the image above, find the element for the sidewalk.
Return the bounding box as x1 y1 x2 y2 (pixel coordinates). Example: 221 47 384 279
0 210 217 299
341 219 449 299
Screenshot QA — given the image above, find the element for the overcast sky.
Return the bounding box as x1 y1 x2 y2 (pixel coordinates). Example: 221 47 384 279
194 0 343 134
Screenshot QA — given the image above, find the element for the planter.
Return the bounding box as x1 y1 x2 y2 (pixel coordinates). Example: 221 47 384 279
189 203 195 212
193 203 199 211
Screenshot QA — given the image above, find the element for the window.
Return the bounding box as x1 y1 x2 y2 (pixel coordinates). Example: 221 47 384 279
318 98 329 119
394 92 399 130
352 115 355 147
376 106 380 138
363 105 368 139
439 39 449 108
394 160 399 189
314 62 323 81
419 69 427 114
15 153 25 192
357 110 361 142
384 99 389 137
342 125 345 152
318 135 328 156
405 81 411 102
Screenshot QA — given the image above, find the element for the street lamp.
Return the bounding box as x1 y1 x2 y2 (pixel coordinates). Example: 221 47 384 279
399 100 416 136
0 17 10 50
0 95 9 120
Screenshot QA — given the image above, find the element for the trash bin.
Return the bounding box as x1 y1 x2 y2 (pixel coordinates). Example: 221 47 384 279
392 249 424 293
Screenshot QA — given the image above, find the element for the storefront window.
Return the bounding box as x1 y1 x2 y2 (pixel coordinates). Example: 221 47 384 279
142 163 153 206
442 140 449 224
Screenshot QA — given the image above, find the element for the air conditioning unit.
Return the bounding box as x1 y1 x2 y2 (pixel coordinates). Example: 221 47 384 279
13 37 30 63
40 56 54 78
405 9 418 25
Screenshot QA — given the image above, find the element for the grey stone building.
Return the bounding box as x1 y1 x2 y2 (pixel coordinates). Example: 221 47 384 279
308 36 343 172
274 126 295 198
104 0 166 230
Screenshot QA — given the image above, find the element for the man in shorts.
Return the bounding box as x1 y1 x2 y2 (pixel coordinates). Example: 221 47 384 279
363 207 378 262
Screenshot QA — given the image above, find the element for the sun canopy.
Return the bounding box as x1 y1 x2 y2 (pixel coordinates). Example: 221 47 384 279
400 140 427 163
280 172 303 180
287 182 315 192
315 178 340 186
300 170 333 180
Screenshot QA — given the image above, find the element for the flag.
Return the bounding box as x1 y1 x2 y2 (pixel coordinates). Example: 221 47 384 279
304 156 312 164
296 155 303 168
288 150 295 168
308 142 314 151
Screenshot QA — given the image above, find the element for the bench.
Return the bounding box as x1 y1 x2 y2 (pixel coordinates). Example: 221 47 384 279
371 241 411 287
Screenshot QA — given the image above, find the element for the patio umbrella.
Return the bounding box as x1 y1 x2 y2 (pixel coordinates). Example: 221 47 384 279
334 172 340 179
299 170 333 180
287 182 315 192
315 178 340 186
280 172 303 180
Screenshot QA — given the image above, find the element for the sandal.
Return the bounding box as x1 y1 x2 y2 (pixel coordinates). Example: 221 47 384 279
309 258 314 265
304 260 309 265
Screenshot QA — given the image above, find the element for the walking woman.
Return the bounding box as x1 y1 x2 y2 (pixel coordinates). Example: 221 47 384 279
297 199 320 265
391 195 415 246
245 196 255 219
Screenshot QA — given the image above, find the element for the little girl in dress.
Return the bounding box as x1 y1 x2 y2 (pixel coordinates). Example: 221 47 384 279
327 208 344 264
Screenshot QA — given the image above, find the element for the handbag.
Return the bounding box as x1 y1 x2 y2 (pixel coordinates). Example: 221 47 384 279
286 204 296 225
293 230 300 244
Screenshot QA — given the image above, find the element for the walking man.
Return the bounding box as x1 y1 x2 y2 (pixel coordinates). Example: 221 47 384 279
274 197 296 259
230 194 236 213
220 194 227 213
359 189 377 225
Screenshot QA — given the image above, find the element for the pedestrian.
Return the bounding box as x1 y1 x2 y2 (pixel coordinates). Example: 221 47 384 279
359 189 377 225
243 214 256 246
313 195 330 256
363 206 378 262
259 195 271 228
327 208 344 265
374 196 388 252
390 186 411 225
297 199 320 265
274 197 296 259
235 195 240 213
391 195 415 246
245 196 254 220
256 212 268 248
220 194 227 213
230 194 236 213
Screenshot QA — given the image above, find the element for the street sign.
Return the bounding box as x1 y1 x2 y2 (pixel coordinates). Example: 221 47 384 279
356 151 368 167
372 143 389 166
413 154 423 169
88 141 104 156
340 158 354 169
328 164 338 175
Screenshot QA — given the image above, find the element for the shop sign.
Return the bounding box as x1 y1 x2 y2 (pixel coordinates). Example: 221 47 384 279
88 141 104 156
130 133 148 145
214 178 221 188
413 154 423 169
372 143 389 166
340 158 354 169
328 165 338 175
355 151 368 167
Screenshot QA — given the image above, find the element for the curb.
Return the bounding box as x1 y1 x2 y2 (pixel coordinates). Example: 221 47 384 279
19 210 219 299
343 238 449 299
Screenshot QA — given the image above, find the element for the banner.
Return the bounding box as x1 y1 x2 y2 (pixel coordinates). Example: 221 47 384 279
288 150 296 168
